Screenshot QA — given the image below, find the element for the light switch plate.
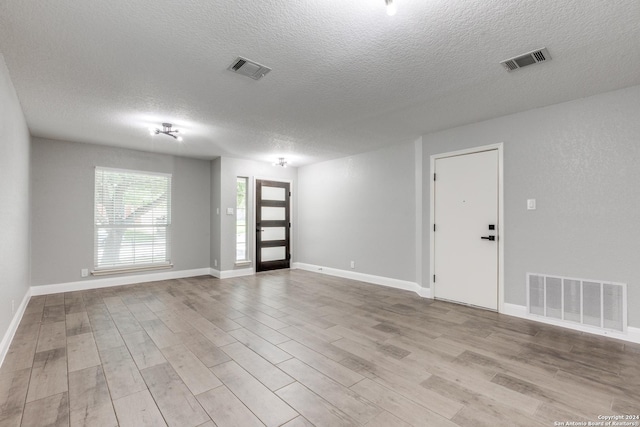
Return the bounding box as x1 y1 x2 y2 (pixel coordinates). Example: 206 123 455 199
226 207 234 215
527 199 536 210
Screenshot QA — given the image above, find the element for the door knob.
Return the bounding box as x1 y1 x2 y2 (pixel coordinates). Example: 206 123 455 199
481 236 496 241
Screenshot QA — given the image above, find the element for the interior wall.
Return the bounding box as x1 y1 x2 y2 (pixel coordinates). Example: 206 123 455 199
297 141 417 282
30 138 211 286
421 84 640 327
216 157 297 273
210 157 221 271
0 55 31 338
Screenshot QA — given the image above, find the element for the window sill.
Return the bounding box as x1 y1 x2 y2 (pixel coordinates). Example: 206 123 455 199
234 260 252 267
92 263 173 276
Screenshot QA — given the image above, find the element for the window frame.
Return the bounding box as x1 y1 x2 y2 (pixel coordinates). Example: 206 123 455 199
93 166 173 275
235 176 250 265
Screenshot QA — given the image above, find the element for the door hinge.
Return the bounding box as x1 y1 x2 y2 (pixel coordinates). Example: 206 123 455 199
289 191 291 197
433 274 436 283
289 222 291 228
287 253 291 260
433 173 436 181
433 224 436 232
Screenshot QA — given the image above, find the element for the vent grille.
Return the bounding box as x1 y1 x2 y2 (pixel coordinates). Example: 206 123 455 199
527 273 627 332
227 57 271 80
500 48 551 72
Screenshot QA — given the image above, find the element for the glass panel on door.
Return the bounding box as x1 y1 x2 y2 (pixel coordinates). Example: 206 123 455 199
261 206 286 221
261 227 286 241
261 246 286 262
262 186 286 201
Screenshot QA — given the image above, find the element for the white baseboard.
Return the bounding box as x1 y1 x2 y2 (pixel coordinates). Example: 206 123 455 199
30 268 212 296
293 262 431 298
0 288 31 368
502 303 640 344
210 268 221 278
219 268 255 279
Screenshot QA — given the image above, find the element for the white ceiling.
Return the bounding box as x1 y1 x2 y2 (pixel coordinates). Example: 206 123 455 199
1 0 639 166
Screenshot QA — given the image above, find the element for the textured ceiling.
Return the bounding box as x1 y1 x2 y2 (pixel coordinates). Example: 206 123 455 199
1 0 639 166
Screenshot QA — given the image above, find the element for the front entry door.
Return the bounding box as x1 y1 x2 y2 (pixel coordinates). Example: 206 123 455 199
256 180 291 272
433 149 499 310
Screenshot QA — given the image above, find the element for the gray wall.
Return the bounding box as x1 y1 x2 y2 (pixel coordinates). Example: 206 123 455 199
421 84 640 326
31 138 211 286
214 157 297 272
0 56 31 338
297 142 417 282
210 158 221 270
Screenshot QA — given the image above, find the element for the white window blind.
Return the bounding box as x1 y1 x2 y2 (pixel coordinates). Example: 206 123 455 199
94 167 171 273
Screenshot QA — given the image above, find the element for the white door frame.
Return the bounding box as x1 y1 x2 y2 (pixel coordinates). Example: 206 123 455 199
429 143 505 312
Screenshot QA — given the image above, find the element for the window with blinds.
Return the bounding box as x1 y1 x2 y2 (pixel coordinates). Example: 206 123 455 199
94 167 172 273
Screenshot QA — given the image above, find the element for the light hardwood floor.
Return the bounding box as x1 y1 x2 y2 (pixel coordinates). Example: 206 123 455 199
1 270 638 426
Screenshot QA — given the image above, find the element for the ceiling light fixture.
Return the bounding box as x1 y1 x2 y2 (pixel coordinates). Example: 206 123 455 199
273 157 288 168
385 0 397 16
149 123 183 141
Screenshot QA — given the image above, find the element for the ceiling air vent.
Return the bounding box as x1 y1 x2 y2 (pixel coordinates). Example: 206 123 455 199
500 48 551 72
227 57 271 80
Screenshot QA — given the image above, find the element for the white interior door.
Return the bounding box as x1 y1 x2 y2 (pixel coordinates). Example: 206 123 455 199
433 149 499 310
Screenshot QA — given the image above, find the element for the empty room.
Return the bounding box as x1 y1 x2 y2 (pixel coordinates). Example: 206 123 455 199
1 0 639 426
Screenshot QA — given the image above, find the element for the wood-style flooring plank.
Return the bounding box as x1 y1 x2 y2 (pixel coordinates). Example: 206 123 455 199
26 348 68 403
99 345 147 400
365 410 412 427
1 323 39 373
66 312 92 337
66 332 101 373
140 362 209 427
351 378 458 427
278 340 364 387
281 416 315 427
42 305 66 324
113 389 167 427
421 375 544 427
278 358 381 424
233 316 290 345
221 341 294 391
185 338 232 368
36 321 67 352
196 386 263 427
0 367 30 426
229 327 293 364
21 391 69 427
212 360 298 427
276 381 356 427
161 344 222 395
68 365 117 427
121 330 167 370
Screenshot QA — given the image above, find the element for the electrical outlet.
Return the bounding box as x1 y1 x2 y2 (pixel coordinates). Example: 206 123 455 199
12 300 15 314
350 261 355 269
81 268 89 277
216 207 220 215
214 259 218 267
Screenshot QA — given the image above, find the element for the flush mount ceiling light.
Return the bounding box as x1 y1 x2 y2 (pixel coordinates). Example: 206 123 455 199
149 123 183 141
385 0 397 16
273 157 288 168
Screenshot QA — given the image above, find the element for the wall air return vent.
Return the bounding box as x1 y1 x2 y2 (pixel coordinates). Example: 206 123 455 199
527 273 627 333
500 48 551 72
227 57 271 80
